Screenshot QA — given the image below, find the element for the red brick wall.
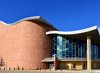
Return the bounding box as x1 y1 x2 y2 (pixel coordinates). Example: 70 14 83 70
54 56 59 69
0 21 57 69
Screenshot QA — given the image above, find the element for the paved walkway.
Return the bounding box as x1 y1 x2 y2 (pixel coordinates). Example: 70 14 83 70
0 70 100 73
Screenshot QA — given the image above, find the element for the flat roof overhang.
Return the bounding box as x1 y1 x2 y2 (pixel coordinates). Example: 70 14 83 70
41 60 54 62
41 58 100 62
46 26 100 46
41 60 100 62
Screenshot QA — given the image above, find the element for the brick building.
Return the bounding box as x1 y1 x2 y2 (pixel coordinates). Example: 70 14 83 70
0 16 100 70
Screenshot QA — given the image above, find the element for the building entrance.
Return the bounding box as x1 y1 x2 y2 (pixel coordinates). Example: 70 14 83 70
48 62 54 69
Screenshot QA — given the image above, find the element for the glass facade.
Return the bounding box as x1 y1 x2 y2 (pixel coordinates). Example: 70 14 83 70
52 36 100 59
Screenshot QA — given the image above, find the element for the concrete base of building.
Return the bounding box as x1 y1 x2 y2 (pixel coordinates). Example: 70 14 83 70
45 61 100 70
58 61 87 70
59 61 100 70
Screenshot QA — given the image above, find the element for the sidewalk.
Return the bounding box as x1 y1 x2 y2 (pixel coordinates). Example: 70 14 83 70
0 69 100 73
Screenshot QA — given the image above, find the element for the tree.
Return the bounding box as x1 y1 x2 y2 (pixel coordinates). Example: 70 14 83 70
0 57 5 70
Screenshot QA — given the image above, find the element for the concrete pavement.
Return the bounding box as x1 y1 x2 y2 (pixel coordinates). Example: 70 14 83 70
0 70 100 73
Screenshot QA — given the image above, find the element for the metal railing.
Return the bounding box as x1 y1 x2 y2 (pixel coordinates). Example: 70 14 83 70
92 59 100 61
42 57 100 61
59 58 87 61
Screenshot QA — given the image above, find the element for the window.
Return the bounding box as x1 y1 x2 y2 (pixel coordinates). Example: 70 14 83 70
73 64 75 68
54 35 100 59
66 48 69 55
84 64 85 68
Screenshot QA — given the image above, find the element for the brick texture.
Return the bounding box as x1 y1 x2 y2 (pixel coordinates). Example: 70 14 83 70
0 21 57 69
54 56 59 69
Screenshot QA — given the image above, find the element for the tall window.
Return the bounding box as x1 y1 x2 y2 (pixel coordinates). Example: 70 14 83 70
52 36 99 59
84 64 85 68
73 64 75 68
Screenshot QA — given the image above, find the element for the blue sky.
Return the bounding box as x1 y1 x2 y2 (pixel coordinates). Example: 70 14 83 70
0 0 100 31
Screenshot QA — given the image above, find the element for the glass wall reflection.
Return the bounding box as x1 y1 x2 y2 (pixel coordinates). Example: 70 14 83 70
52 36 100 59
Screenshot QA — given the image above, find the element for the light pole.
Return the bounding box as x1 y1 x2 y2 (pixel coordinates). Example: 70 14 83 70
6 62 7 70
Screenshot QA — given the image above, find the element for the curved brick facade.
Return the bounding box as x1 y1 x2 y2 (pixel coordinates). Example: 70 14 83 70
0 21 57 69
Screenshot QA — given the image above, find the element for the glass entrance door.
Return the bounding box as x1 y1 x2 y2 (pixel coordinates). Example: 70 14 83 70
48 62 54 69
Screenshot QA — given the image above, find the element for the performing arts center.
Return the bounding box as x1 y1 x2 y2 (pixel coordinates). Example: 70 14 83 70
0 16 100 70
